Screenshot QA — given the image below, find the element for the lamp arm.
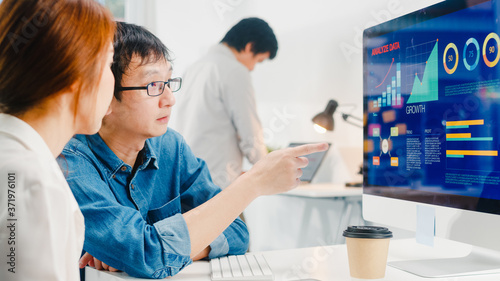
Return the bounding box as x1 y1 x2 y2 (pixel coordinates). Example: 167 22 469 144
344 118 363 128
340 113 363 128
341 113 363 122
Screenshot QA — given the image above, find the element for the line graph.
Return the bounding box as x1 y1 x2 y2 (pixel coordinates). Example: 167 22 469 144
406 39 439 104
375 58 395 88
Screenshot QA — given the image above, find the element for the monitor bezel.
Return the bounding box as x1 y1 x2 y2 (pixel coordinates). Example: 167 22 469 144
362 0 500 217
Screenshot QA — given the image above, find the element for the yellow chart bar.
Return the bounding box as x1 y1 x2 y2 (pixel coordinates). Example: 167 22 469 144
446 119 484 126
447 150 498 156
446 133 471 139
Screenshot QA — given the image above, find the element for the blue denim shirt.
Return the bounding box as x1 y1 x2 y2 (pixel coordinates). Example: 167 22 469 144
59 129 249 279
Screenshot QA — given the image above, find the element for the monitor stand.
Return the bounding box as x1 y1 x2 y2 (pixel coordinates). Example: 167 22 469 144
389 246 500 277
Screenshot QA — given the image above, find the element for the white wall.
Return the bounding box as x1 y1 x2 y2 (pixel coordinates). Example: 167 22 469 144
127 0 442 150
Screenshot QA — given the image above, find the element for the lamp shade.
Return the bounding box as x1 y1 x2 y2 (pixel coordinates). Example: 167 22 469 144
312 100 338 131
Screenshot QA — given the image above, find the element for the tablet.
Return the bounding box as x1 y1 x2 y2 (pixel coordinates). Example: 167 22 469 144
288 142 331 183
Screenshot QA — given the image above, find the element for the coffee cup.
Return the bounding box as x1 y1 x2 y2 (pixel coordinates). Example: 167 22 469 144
343 226 393 280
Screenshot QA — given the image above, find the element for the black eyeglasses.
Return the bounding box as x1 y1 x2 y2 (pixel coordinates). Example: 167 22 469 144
118 77 182 96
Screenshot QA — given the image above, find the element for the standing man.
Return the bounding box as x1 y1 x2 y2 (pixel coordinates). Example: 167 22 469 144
170 17 278 188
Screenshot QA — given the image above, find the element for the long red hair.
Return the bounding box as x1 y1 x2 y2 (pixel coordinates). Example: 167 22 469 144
0 0 116 115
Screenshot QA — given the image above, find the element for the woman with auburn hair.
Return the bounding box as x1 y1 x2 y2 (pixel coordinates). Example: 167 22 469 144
0 0 115 280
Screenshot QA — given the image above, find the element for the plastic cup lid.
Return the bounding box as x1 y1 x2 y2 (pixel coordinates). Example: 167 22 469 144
343 225 393 239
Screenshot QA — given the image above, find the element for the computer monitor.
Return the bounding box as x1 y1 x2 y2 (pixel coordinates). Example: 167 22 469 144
363 0 500 277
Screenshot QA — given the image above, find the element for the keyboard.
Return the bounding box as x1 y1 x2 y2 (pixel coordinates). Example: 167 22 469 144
210 253 274 280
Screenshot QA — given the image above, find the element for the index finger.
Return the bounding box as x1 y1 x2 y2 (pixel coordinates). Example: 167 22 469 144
289 142 329 157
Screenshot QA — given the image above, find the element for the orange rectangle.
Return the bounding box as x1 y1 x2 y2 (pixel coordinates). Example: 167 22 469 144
446 120 484 126
446 133 471 139
373 157 380 166
446 150 498 156
391 157 398 166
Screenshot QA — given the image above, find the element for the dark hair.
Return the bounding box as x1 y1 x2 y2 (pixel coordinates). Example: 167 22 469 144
221 17 278 59
111 22 171 101
0 0 115 115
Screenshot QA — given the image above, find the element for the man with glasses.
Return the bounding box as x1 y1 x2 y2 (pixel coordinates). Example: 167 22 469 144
170 18 278 189
58 22 249 279
60 21 327 280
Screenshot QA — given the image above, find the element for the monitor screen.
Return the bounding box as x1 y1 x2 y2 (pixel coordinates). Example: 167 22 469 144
363 0 500 216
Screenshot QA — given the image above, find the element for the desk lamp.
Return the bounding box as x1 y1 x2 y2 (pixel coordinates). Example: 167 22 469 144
312 100 338 133
312 99 363 186
312 99 362 133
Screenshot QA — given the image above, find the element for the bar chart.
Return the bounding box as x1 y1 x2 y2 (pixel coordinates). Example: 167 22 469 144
445 119 497 158
372 60 402 108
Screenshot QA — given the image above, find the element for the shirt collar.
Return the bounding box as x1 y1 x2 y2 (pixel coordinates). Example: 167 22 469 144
0 113 54 160
211 44 238 61
85 133 159 176
139 139 159 170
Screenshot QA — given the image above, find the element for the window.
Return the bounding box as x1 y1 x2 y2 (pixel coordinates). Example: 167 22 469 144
99 0 125 20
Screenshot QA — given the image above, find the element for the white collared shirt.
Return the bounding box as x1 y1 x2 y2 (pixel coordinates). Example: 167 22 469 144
0 114 84 281
170 44 267 188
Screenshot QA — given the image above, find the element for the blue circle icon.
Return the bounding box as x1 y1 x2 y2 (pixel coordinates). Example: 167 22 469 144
463 38 480 71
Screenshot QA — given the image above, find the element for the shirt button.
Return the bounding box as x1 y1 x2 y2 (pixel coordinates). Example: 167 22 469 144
131 184 135 190
121 166 127 171
112 175 116 179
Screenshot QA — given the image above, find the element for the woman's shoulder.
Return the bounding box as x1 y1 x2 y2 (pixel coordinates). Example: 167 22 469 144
0 147 64 193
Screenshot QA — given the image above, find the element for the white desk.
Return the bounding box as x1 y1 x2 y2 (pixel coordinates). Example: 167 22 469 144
284 183 362 245
85 238 500 281
244 183 363 250
285 183 362 198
